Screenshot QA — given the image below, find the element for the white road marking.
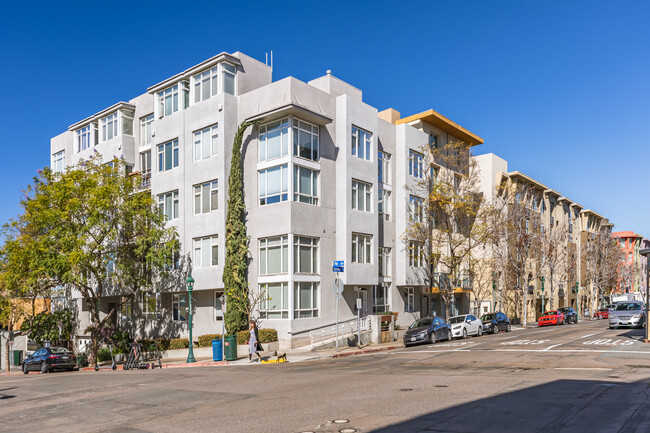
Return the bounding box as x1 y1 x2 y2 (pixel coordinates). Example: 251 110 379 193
580 333 597 339
393 348 650 355
554 367 612 371
500 339 550 346
543 344 562 351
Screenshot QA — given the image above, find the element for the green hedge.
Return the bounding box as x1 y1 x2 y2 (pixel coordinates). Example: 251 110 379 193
198 334 223 347
97 347 112 362
236 328 278 344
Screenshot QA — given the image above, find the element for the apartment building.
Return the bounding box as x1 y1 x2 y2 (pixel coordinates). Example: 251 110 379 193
611 231 649 297
50 51 484 349
474 153 613 322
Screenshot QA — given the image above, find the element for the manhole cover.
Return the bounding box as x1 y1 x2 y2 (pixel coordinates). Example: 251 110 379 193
333 419 350 424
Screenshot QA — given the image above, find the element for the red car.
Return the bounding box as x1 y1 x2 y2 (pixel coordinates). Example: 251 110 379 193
594 308 609 319
538 310 565 327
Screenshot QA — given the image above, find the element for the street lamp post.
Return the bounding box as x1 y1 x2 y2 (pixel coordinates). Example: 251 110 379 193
638 248 650 343
575 281 580 322
186 272 196 363
540 276 545 314
492 272 496 312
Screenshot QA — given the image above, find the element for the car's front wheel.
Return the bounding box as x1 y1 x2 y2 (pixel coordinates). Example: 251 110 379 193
462 328 468 339
493 325 499 334
447 329 452 341
506 323 511 332
477 326 483 336
429 332 436 344
40 361 49 374
22 363 29 374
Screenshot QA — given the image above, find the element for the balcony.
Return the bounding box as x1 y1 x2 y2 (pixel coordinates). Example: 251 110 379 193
129 170 151 190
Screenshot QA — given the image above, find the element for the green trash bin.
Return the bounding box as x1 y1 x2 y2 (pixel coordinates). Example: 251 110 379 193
224 335 238 361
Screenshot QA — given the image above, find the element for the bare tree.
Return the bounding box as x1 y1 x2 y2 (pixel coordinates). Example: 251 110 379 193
539 217 571 311
583 227 623 317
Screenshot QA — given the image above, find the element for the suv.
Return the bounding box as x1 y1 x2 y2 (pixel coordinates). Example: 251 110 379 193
558 307 577 324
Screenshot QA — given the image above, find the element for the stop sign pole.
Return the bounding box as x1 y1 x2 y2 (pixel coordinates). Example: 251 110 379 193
332 261 344 351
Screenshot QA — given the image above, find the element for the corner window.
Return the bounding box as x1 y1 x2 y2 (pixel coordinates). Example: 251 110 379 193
193 66 219 103
293 119 319 161
294 282 319 318
52 151 65 173
157 190 179 220
76 125 92 152
222 63 236 95
409 150 424 178
294 236 318 274
157 139 179 172
140 114 154 147
194 124 218 161
157 83 187 118
352 179 372 212
172 294 187 322
378 151 390 184
259 236 288 275
259 118 289 162
193 235 219 268
294 166 318 205
352 233 372 264
121 110 134 136
259 164 288 205
259 282 288 319
194 180 218 214
378 189 390 221
351 126 371 160
101 113 118 142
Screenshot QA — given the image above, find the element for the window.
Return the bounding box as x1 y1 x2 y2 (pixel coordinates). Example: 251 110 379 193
294 236 318 274
172 294 187 322
140 151 151 172
193 66 219 103
101 113 118 142
259 236 288 275
259 164 288 205
157 190 179 220
294 166 319 204
293 119 319 161
214 291 224 320
409 195 424 223
193 235 218 268
121 110 134 136
405 287 414 313
194 124 218 161
409 241 424 267
259 282 288 319
157 139 179 172
378 247 391 277
429 134 439 150
158 84 181 117
259 118 289 161
352 179 372 212
351 126 372 160
142 292 158 318
294 282 319 318
76 125 92 152
378 151 390 184
378 189 390 220
222 63 236 95
140 114 154 147
409 150 424 178
52 151 65 173
352 233 372 264
194 180 218 214
373 283 390 313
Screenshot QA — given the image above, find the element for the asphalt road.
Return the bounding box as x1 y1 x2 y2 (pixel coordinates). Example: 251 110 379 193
1 320 649 433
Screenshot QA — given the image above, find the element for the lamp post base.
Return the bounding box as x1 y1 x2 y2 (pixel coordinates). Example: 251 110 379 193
186 347 196 363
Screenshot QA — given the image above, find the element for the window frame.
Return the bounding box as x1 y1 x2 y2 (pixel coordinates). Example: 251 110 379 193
259 164 288 205
294 236 319 274
294 281 319 318
193 124 219 161
76 125 92 152
378 189 391 221
193 180 218 215
140 114 154 147
352 179 372 212
409 195 424 223
193 235 219 268
293 118 319 161
351 233 372 264
100 112 119 142
409 241 424 267
52 150 65 173
172 293 187 322
378 247 391 277
259 282 289 319
157 190 179 221
409 149 424 178
378 150 391 184
259 118 289 162
373 283 390 313
157 139 180 172
141 291 158 319
293 165 319 205
351 126 372 160
259 235 289 275
405 287 414 313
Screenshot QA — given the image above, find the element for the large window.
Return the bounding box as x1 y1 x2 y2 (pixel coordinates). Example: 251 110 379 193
76 125 92 152
140 114 154 147
405 287 414 313
259 236 288 275
193 235 218 268
194 180 218 214
172 294 187 322
259 282 288 319
52 151 65 173
378 151 390 184
101 113 118 142
409 241 424 267
352 179 372 212
214 291 224 320
351 126 371 160
378 247 391 277
409 149 424 178
294 166 318 204
409 195 424 223
193 66 219 103
121 110 133 136
429 133 439 150
378 189 390 221
194 124 218 161
222 63 236 95
158 82 189 117
293 119 319 161
157 190 179 220
373 283 390 313
352 233 372 264
142 292 158 319
294 282 319 318
158 139 179 172
294 236 318 274
259 164 288 205
259 118 289 161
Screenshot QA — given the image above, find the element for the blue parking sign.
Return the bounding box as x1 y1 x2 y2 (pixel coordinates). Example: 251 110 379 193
332 260 344 272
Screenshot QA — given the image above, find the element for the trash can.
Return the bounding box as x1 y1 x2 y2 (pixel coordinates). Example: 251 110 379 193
224 335 237 361
12 350 23 367
76 353 88 368
212 339 223 361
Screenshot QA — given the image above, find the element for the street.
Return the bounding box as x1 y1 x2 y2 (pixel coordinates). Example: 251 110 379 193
1 320 649 433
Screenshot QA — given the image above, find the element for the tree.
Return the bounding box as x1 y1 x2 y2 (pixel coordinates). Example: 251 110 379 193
538 218 571 311
583 227 623 317
8 156 178 365
224 120 258 334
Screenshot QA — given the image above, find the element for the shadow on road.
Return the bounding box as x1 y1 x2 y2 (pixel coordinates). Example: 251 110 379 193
370 378 650 433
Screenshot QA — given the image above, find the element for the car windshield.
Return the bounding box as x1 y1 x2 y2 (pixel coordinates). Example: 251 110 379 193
50 347 72 354
410 318 432 329
559 308 570 312
449 316 466 324
542 311 557 316
614 303 642 311
481 314 496 321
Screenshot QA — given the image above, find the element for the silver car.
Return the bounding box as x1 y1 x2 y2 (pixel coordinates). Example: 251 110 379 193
609 302 646 329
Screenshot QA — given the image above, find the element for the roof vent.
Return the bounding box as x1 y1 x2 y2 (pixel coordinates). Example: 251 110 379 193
326 70 332 75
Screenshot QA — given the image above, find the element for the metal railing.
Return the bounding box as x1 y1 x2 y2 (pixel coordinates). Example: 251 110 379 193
309 316 371 349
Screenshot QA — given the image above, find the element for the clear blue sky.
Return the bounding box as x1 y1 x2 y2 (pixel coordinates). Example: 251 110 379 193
1 1 648 235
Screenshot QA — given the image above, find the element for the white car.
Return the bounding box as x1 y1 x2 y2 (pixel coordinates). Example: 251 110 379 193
449 314 483 339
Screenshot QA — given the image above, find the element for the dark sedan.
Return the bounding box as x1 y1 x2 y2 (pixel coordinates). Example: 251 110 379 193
404 316 452 346
23 347 77 374
558 307 578 324
480 311 511 334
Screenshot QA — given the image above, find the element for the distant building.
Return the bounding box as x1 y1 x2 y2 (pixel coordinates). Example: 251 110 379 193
611 231 649 299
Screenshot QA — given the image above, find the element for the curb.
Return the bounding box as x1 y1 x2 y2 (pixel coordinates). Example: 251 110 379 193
332 345 401 359
80 360 234 371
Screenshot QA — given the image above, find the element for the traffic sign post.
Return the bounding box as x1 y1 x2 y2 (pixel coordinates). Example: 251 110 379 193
332 261 344 351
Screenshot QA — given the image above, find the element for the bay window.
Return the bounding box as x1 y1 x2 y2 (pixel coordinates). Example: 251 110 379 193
294 166 318 204
378 151 390 184
259 164 288 205
157 82 188 118
259 118 289 161
76 125 92 152
378 189 390 220
294 236 318 274
259 236 288 275
293 119 319 161
294 282 319 318
101 113 118 142
259 282 288 319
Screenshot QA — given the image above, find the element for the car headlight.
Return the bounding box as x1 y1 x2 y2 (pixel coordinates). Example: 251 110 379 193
452 326 460 330
633 314 642 319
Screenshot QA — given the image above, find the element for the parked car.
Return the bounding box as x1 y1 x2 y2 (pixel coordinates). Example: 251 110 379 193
593 307 609 320
23 346 76 374
538 310 565 327
558 307 578 324
449 314 483 339
480 312 511 334
404 316 452 346
609 302 646 329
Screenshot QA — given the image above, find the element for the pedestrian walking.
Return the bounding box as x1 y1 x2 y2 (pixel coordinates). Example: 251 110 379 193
249 320 262 363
